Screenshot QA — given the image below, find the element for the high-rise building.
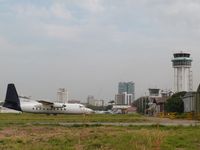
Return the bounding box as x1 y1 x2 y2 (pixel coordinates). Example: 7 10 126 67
115 92 133 105
118 82 135 98
115 82 135 105
172 52 193 92
57 88 68 103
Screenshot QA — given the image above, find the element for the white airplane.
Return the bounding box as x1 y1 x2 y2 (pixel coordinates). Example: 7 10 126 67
3 84 93 114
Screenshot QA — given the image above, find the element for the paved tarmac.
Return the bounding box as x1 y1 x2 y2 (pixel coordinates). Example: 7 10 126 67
58 122 200 126
32 118 200 127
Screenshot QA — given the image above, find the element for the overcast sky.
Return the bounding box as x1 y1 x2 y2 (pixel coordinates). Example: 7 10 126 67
0 0 200 101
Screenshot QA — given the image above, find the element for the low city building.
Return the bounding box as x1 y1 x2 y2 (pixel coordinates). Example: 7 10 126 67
134 88 171 115
182 84 200 114
87 95 104 107
112 105 136 114
125 106 137 114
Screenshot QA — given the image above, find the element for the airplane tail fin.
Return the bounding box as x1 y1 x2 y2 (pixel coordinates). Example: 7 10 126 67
3 84 21 111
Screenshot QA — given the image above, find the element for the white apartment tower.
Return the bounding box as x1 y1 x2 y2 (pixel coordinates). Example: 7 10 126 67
172 52 193 92
57 88 68 103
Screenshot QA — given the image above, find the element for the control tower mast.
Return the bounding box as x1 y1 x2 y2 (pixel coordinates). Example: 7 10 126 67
172 52 193 92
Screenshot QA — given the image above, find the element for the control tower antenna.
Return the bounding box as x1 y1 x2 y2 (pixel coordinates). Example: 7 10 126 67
172 52 193 92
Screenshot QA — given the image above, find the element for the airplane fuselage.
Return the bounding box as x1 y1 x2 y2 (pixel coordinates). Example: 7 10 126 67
20 98 92 114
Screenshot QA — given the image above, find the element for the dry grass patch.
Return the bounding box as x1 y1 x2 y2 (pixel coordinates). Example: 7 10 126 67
0 125 199 150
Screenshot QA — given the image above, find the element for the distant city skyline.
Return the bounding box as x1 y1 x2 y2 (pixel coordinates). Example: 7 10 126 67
0 1 200 101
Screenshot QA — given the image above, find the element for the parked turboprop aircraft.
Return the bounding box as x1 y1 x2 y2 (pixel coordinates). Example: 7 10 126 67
3 84 93 114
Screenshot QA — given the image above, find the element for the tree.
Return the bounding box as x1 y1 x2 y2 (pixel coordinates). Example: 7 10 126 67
165 91 186 113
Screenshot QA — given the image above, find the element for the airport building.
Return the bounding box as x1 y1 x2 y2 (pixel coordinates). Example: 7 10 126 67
172 52 193 92
134 88 171 115
115 82 135 105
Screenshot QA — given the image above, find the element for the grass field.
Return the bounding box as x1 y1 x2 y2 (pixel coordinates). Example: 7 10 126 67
0 113 146 126
0 113 200 150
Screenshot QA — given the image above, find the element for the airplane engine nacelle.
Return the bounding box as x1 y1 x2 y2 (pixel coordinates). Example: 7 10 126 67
53 103 65 108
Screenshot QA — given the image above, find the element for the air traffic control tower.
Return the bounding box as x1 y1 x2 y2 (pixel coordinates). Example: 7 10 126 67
172 52 193 92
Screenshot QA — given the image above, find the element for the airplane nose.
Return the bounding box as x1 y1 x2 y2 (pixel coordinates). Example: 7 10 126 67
86 108 94 114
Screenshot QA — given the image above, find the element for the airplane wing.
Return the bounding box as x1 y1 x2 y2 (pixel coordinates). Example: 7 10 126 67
37 100 65 108
37 100 54 105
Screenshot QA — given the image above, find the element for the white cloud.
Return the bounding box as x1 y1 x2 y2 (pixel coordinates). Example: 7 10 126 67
11 2 72 20
0 36 15 51
50 2 72 20
45 24 81 40
78 0 104 13
146 0 200 32
0 36 7 45
12 4 49 18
